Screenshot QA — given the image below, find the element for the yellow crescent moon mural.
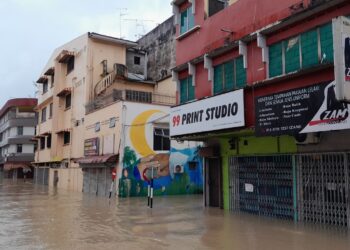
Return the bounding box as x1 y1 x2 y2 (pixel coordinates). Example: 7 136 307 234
130 109 164 157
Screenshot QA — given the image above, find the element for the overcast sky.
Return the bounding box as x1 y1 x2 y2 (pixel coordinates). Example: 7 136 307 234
0 0 173 107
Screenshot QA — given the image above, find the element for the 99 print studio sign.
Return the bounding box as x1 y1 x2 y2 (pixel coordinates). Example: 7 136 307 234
170 90 245 137
255 81 350 136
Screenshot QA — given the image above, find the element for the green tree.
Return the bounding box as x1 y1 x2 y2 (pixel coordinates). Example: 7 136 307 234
123 146 137 168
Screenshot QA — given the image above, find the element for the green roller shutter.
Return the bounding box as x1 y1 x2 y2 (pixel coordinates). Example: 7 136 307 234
214 64 224 94
224 60 234 91
269 42 283 77
301 29 319 68
187 76 195 101
235 56 246 88
284 37 300 73
320 22 334 64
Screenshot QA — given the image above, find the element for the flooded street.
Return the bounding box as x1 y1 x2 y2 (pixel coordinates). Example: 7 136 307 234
0 180 349 250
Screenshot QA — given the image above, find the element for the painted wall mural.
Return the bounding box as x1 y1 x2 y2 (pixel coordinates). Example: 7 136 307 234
118 103 203 197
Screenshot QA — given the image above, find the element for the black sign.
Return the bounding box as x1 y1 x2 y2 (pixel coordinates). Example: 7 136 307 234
255 81 336 136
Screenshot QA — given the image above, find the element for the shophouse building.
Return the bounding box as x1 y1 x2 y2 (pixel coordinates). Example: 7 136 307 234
171 0 350 228
0 98 37 179
34 22 203 197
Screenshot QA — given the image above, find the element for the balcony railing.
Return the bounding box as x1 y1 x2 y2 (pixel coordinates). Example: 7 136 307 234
85 89 176 113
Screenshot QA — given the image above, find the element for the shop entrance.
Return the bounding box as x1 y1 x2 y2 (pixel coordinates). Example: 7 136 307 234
206 158 222 208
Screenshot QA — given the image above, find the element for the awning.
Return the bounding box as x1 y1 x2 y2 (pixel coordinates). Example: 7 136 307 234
36 76 48 84
57 87 72 97
44 67 55 76
57 50 75 63
4 163 30 171
76 154 118 165
56 128 71 134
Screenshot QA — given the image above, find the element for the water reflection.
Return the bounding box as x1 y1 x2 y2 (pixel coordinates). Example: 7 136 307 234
0 179 349 250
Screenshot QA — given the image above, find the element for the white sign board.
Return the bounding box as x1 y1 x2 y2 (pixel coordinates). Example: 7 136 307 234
333 16 350 101
170 90 245 137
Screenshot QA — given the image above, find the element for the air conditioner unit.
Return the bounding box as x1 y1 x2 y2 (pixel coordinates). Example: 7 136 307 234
174 165 184 174
295 133 320 145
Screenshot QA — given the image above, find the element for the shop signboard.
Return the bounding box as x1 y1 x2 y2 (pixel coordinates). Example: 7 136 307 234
255 81 350 136
170 89 245 137
84 137 100 156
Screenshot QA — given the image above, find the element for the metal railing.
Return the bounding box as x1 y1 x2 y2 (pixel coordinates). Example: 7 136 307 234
86 89 176 113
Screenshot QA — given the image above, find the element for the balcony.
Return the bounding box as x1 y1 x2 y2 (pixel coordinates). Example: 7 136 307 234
86 89 176 114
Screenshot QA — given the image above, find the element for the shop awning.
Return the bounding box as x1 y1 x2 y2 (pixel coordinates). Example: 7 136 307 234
4 163 30 171
57 87 72 97
76 154 118 165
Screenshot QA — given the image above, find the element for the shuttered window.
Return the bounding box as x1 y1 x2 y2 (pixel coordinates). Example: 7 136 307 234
180 6 195 34
214 57 246 95
180 76 195 104
284 37 300 73
269 42 283 78
301 29 319 68
269 22 334 78
320 23 334 64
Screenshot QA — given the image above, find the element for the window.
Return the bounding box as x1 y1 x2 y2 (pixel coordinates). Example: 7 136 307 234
109 117 116 128
213 56 246 95
180 76 195 104
65 94 71 109
63 131 70 145
17 126 23 136
46 134 51 148
67 56 75 74
16 144 22 153
43 82 48 94
153 128 170 151
101 60 107 76
208 0 228 17
95 122 100 132
49 103 53 118
40 137 45 150
51 74 55 88
125 90 152 103
41 107 47 123
134 56 141 65
180 5 195 34
0 133 2 142
269 23 334 78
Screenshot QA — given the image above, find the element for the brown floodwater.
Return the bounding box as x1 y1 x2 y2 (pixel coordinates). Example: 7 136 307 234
0 179 350 250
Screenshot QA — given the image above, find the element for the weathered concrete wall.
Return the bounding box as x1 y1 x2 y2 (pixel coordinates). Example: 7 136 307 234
126 49 146 76
137 16 176 82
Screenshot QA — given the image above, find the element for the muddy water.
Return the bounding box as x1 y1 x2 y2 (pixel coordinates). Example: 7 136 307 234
0 180 349 250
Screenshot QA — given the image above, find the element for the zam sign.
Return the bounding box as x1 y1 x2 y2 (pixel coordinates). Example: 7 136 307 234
170 89 245 137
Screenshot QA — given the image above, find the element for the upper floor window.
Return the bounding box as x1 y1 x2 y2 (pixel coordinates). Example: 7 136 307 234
49 103 53 118
134 56 141 65
180 5 195 34
125 90 152 103
41 107 47 123
63 131 70 145
16 144 22 153
43 82 48 94
40 137 45 150
51 74 55 88
180 76 195 104
17 126 23 136
208 0 228 17
46 134 51 148
153 128 170 151
213 56 246 95
67 56 75 74
65 94 71 109
269 22 333 78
